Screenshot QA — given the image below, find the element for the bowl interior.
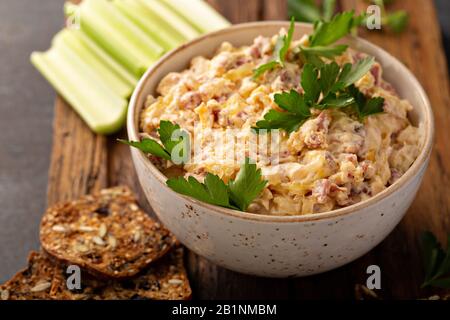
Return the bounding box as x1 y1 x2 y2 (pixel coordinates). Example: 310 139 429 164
127 22 434 221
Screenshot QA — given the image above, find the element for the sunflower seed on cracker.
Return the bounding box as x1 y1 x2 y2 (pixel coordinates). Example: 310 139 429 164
107 235 117 249
1 289 10 300
30 281 52 292
52 225 66 233
98 224 107 238
168 279 184 285
78 226 95 232
92 236 106 246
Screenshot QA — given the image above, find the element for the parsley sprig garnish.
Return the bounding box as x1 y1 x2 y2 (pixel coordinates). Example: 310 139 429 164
253 17 295 79
119 120 189 163
166 158 267 212
373 0 409 33
421 231 450 289
255 57 384 133
253 11 364 78
288 0 337 23
120 123 267 212
288 1 408 34
298 11 363 66
347 85 385 120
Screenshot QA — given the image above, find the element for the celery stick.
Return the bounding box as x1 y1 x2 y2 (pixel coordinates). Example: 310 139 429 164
74 29 139 87
139 0 200 40
86 0 164 59
161 0 230 33
53 29 133 98
48 45 128 134
112 0 183 51
31 50 127 135
64 2 78 17
64 2 139 87
71 0 159 76
51 40 124 106
73 2 147 76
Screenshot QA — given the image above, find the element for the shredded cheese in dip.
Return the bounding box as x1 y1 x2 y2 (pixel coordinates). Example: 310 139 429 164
140 31 422 215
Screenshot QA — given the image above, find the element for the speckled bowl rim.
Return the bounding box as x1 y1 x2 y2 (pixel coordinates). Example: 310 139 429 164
127 21 434 223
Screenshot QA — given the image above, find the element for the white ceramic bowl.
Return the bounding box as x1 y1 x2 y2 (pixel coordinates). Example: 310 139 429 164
127 22 434 277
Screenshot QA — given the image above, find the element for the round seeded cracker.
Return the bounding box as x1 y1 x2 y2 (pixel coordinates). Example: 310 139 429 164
40 186 177 279
50 247 192 300
0 251 56 300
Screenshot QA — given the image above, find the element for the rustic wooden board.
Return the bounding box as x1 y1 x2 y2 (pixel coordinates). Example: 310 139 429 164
47 0 450 299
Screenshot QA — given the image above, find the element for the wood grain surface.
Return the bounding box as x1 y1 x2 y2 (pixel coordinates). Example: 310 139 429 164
47 0 450 299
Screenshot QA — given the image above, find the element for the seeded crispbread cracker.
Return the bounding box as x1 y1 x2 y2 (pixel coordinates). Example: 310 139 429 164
50 247 192 300
40 186 177 279
0 251 56 300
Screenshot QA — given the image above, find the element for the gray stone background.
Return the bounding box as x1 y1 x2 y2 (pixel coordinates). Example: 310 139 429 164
0 0 449 282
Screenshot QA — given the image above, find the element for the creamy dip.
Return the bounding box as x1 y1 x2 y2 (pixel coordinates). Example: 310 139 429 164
140 31 421 215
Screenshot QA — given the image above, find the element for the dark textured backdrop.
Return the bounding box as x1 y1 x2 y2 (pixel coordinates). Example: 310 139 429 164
0 0 449 283
0 0 65 282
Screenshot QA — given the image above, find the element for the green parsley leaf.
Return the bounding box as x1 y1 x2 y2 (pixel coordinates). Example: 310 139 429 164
296 11 365 65
299 50 325 68
373 0 409 33
301 63 321 103
428 277 450 288
166 174 235 209
361 96 385 116
385 10 409 33
157 120 190 162
317 92 354 109
288 0 336 23
299 44 348 60
228 158 268 211
252 61 279 79
351 12 367 31
119 120 189 163
347 85 384 119
118 138 171 160
318 61 341 96
255 57 381 133
421 232 446 282
274 89 311 116
254 89 311 133
166 158 267 212
309 11 354 46
322 0 337 22
337 62 352 84
287 0 321 23
276 18 295 66
253 17 295 78
158 120 182 153
254 109 306 133
421 231 450 289
433 235 450 279
339 57 375 87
